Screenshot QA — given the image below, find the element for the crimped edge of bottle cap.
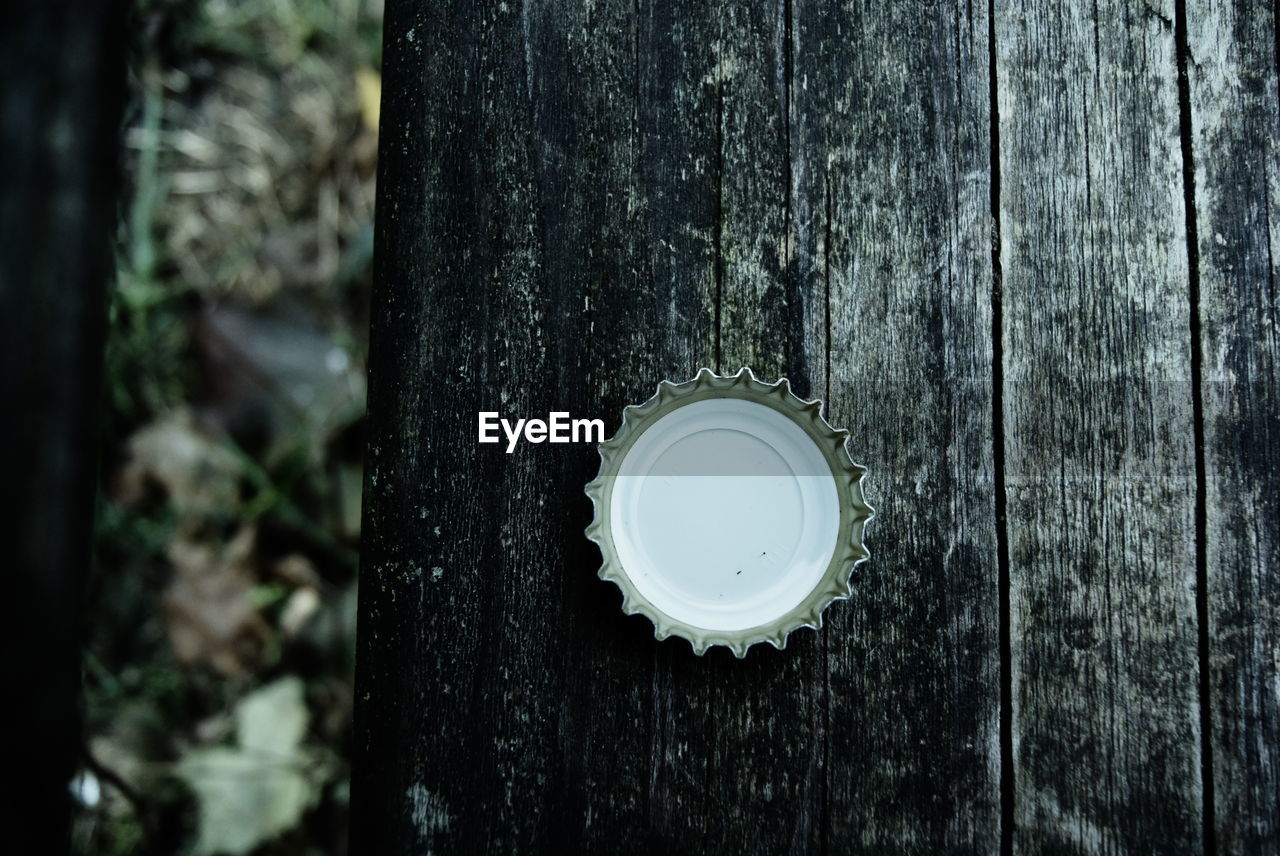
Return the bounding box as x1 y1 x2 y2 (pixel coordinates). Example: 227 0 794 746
584 366 873 658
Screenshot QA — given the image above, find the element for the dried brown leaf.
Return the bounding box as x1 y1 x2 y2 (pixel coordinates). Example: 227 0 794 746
163 526 271 676
115 409 241 522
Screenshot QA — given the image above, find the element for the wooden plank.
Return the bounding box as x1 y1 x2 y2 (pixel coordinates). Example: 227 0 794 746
0 1 122 852
517 2 666 850
355 1 821 852
522 0 726 850
352 2 567 852
792 0 1002 850
994 1 1203 849
514 0 691 849
704 4 826 854
1185 1 1280 851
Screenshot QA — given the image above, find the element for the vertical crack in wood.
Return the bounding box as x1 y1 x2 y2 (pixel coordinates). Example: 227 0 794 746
520 0 534 105
780 0 792 258
1174 0 1215 851
713 73 725 375
821 164 833 856
1084 3 1122 822
986 2 1013 853
647 649 670 837
780 0 803 391
1272 0 1280 316
632 0 641 129
822 173 832 409
1274 0 1280 122
632 3 665 841
784 2 831 851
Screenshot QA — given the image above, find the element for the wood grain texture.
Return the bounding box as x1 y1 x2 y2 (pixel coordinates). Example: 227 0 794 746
792 0 1001 850
698 5 828 854
520 2 703 851
352 1 816 852
356 0 1280 850
995 0 1203 850
1186 1 1280 851
352 4 557 852
355 0 1002 853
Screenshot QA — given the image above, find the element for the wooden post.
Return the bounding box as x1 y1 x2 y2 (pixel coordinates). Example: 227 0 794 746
0 0 124 851
995 0 1203 850
355 0 1280 851
355 2 999 850
1187 0 1280 850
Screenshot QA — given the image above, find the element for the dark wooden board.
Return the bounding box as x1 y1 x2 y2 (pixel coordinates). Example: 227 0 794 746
520 1 715 851
792 0 1002 849
354 0 1001 852
356 0 1280 851
1186 1 1280 851
994 0 1203 850
694 5 827 854
352 4 567 853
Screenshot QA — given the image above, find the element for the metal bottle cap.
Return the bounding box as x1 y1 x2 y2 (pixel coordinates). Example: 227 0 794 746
585 367 873 657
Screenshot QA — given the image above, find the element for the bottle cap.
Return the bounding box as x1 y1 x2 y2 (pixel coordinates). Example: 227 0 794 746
585 367 872 657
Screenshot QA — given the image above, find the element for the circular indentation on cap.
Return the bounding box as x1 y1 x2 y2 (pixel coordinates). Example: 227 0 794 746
609 398 840 632
584 367 873 656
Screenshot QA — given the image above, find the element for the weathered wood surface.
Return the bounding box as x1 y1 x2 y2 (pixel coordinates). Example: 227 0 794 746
995 0 1204 850
0 0 124 852
355 0 1280 852
794 0 1001 849
1187 1 1280 852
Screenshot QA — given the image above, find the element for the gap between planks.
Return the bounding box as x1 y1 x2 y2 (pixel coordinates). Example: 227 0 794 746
1173 0 1216 851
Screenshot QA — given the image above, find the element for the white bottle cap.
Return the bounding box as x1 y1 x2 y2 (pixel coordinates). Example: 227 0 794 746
586 367 873 657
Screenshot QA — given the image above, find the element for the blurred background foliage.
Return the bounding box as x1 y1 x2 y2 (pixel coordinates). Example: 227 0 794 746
79 1 382 853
